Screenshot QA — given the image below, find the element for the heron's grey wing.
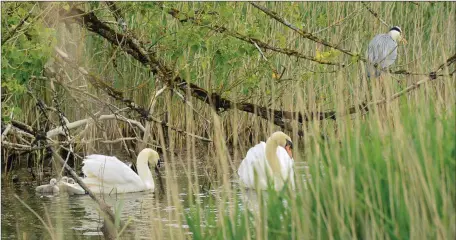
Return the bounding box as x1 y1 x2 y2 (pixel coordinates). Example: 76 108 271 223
379 36 398 69
366 34 383 77
366 34 398 78
366 34 397 69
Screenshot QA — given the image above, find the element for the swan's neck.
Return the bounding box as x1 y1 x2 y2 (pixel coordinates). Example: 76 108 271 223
265 138 281 177
136 152 153 188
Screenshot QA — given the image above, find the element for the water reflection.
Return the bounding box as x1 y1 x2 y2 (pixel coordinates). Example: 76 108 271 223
2 163 209 239
2 161 309 239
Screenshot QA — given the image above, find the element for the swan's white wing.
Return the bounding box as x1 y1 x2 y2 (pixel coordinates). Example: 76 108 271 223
82 155 144 189
60 182 86 195
276 147 295 189
36 184 59 193
238 142 269 189
238 142 295 190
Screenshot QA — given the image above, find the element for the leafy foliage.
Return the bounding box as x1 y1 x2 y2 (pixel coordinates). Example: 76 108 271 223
1 2 56 120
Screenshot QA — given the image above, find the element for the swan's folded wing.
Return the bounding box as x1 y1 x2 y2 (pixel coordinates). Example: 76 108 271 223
61 182 86 195
238 142 268 188
82 155 143 186
277 147 295 189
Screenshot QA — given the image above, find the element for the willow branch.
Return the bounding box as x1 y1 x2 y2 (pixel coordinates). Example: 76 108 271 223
250 2 364 60
58 6 453 132
57 7 332 128
2 3 37 45
163 6 342 66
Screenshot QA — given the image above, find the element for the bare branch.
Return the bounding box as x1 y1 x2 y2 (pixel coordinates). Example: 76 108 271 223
361 2 390 27
2 124 12 141
105 1 124 22
54 47 212 142
435 53 456 73
172 89 211 124
312 9 362 35
46 114 145 138
324 53 456 118
253 41 268 61
390 69 453 78
11 120 34 135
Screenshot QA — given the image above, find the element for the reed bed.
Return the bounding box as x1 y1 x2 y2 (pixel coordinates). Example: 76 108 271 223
1 2 455 239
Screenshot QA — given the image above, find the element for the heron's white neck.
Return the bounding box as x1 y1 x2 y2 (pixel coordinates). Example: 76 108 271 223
265 138 281 177
388 30 401 42
136 152 154 189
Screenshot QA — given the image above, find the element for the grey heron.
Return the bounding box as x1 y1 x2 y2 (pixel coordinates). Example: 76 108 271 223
366 26 406 78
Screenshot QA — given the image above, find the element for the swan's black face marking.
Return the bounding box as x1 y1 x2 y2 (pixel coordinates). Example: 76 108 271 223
157 158 163 168
285 139 293 150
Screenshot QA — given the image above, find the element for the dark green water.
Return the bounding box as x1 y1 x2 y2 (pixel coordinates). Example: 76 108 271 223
1 169 195 239
1 159 308 239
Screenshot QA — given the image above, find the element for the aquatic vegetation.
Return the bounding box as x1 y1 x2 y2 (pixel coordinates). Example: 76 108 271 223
1 2 455 239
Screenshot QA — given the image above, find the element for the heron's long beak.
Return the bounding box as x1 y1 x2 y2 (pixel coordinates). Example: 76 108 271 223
401 36 408 45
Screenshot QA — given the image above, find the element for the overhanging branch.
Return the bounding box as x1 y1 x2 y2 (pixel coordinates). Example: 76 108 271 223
58 6 454 132
162 5 343 67
58 6 334 128
250 2 362 59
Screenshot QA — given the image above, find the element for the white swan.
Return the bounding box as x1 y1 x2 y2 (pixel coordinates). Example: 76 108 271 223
81 148 160 194
58 176 69 188
238 131 295 190
57 176 69 189
36 178 60 193
58 177 86 195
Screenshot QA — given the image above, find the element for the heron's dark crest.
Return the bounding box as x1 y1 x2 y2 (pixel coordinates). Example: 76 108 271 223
390 26 402 33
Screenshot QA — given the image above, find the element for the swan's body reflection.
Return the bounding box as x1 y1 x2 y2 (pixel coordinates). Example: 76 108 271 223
45 191 185 238
239 189 261 212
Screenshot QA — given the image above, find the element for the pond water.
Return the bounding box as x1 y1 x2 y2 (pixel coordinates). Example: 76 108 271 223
1 158 309 239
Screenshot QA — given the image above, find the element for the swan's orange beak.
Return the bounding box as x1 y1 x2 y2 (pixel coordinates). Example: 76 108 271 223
285 140 293 159
285 145 293 159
